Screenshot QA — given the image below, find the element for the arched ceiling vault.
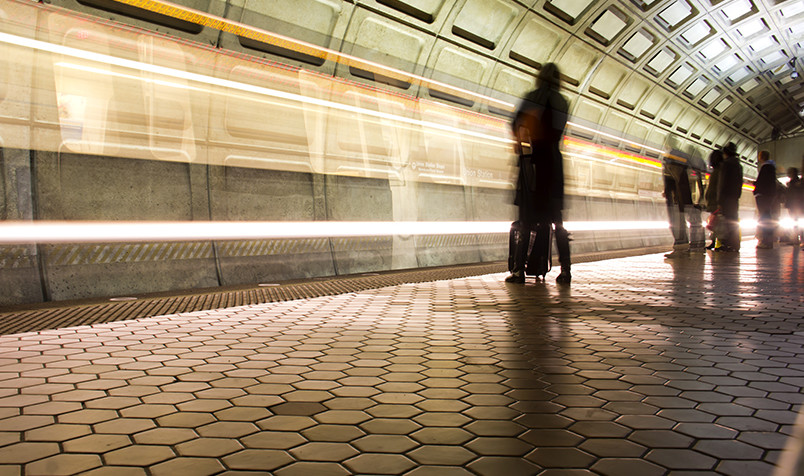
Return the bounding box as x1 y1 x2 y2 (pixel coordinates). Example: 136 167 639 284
545 0 804 142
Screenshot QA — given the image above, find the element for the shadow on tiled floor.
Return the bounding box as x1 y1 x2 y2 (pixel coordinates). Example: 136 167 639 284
0 243 802 475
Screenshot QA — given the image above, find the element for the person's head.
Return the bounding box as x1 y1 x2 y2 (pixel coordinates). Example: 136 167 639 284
723 142 737 157
537 63 561 90
789 167 800 180
758 150 770 164
708 149 723 168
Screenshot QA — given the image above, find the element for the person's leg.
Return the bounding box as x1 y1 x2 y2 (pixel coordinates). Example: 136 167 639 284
553 212 571 284
720 200 740 251
687 205 705 251
664 177 688 251
756 198 773 248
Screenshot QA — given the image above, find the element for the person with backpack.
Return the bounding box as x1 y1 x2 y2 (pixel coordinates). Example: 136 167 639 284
506 63 571 284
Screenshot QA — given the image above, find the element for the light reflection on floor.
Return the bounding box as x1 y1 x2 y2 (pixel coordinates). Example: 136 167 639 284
0 242 802 475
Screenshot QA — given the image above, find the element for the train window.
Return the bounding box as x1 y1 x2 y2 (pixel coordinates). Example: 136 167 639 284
377 0 441 23
76 0 204 34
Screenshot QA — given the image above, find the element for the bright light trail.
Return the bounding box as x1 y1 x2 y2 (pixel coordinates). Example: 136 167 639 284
0 220 672 244
0 32 511 145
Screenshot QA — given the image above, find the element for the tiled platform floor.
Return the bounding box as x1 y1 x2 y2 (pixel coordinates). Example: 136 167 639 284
0 243 803 475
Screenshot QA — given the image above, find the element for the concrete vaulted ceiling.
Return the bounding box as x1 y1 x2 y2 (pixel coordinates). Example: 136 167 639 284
52 0 804 165
545 0 804 142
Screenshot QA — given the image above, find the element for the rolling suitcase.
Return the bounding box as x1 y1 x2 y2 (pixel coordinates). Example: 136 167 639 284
526 222 552 279
508 221 553 280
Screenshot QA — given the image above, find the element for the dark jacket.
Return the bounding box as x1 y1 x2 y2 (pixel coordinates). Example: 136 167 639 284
753 161 777 199
705 164 721 212
663 158 693 208
511 86 568 220
718 155 743 204
787 177 803 214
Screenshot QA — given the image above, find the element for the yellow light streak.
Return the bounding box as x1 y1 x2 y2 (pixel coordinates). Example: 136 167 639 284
108 0 516 111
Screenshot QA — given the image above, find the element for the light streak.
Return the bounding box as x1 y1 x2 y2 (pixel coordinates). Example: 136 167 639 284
87 0 517 110
0 220 672 244
0 33 512 145
566 121 666 157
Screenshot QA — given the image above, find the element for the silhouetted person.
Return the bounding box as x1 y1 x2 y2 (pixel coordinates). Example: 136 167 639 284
717 142 743 252
506 63 571 284
704 148 724 249
786 167 803 245
662 146 705 258
754 150 777 249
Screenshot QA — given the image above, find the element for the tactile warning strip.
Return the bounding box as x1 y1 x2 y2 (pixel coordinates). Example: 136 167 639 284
0 245 669 335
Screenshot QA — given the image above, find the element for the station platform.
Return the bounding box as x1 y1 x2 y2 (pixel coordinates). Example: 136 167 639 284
0 242 802 475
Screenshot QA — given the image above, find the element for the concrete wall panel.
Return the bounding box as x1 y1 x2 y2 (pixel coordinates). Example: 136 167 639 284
451 0 520 51
554 40 600 88
509 14 568 71
588 57 628 101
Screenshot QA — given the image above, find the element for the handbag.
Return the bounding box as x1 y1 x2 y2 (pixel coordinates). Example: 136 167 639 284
706 210 720 231
706 210 728 237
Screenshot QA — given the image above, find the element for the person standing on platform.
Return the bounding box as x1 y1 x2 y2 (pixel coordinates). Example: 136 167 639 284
704 149 724 249
753 150 777 249
717 142 743 252
506 63 572 284
662 148 706 258
785 167 803 245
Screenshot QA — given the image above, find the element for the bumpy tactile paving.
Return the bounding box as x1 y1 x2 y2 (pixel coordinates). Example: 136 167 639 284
0 243 803 475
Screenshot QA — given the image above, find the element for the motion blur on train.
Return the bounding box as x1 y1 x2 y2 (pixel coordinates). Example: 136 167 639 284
0 0 758 305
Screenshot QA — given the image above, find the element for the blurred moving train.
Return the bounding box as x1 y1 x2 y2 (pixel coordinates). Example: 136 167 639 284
0 0 759 305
